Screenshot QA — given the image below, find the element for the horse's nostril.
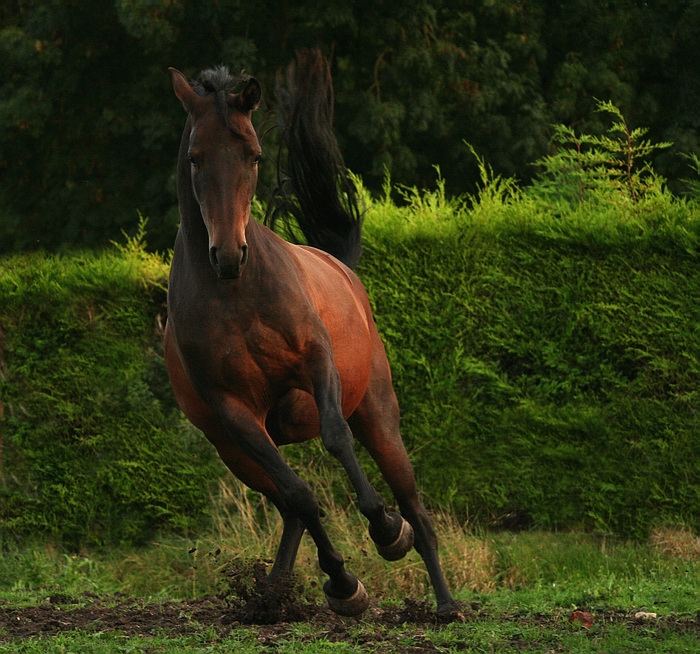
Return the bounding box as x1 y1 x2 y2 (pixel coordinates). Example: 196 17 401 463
208 245 248 279
209 246 219 268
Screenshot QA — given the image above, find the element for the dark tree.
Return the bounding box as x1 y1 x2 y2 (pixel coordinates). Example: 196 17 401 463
1 0 698 251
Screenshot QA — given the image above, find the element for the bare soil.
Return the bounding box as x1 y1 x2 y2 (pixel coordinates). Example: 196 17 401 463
1 562 697 651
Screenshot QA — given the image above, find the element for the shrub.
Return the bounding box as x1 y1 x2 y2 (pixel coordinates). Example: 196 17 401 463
357 145 699 538
1 110 698 544
0 246 224 548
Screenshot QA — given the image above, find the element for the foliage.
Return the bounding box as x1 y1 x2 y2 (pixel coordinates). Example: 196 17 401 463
0 247 224 548
680 152 700 200
2 1 700 251
528 100 673 207
357 133 700 537
1 106 698 545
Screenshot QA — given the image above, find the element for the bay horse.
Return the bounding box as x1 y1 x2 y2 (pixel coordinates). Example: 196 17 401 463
164 50 462 621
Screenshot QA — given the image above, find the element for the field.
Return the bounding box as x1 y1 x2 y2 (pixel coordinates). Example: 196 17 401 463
2 477 699 652
1 520 699 652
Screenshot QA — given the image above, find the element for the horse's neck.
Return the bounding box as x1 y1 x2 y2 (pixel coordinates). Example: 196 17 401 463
175 122 209 265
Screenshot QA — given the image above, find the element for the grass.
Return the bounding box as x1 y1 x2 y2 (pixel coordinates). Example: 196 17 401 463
1 469 698 652
0 526 697 652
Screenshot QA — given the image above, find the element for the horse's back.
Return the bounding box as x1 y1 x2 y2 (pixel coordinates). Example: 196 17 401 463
259 224 373 343
296 244 372 326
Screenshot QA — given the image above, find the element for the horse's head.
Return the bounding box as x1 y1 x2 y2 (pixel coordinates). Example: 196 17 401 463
170 67 262 279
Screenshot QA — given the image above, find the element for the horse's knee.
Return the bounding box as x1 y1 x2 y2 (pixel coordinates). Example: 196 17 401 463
321 427 353 460
274 476 320 522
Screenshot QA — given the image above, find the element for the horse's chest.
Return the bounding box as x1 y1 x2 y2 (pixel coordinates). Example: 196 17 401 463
177 314 309 399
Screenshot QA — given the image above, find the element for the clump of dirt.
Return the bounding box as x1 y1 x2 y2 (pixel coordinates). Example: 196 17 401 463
217 559 320 624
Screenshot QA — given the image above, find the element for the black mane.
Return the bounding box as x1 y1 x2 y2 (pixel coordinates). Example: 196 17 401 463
191 65 250 120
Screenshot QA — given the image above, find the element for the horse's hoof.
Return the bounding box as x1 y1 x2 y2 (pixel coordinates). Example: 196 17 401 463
325 580 370 617
437 602 467 623
376 516 414 561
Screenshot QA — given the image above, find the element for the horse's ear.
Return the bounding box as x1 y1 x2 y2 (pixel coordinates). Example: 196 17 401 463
239 78 262 113
169 67 199 112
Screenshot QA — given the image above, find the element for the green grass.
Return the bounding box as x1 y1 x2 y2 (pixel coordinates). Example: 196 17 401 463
1 525 697 652
2 621 698 654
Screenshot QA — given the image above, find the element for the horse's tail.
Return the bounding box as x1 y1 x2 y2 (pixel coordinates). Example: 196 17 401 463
266 49 363 269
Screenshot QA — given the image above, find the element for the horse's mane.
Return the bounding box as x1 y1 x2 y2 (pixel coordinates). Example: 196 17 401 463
191 66 250 120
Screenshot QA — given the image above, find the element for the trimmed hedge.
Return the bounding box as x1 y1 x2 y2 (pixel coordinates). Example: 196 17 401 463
358 180 700 537
1 184 698 545
0 247 224 548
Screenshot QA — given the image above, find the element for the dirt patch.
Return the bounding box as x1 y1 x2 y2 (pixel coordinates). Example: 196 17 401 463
0 594 463 643
0 559 474 648
1 564 698 651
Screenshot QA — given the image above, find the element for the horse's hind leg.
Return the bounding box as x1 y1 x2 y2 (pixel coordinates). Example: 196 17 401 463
268 511 305 580
348 355 464 621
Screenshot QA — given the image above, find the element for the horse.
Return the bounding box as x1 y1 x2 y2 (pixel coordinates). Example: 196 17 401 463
164 50 462 621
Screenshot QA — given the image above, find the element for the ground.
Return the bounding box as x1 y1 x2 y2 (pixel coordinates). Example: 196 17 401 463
2 593 699 652
0 562 463 648
1 563 698 652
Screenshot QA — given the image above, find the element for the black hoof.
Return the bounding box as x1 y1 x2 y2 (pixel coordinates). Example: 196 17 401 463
324 579 370 617
376 516 414 561
437 601 467 623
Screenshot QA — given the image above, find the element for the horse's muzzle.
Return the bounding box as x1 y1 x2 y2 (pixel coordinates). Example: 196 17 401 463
209 245 248 279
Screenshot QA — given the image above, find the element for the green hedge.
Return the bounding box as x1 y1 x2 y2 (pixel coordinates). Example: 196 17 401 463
0 246 224 548
1 183 698 545
358 176 700 538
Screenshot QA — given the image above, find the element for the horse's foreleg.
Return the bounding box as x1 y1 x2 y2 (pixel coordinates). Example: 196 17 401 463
215 398 368 616
166 336 308 581
200 434 305 579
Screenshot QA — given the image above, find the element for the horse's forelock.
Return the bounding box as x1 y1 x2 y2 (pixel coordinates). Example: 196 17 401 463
192 66 251 120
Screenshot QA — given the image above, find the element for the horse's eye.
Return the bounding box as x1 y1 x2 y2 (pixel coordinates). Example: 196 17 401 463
187 154 199 167
253 154 262 166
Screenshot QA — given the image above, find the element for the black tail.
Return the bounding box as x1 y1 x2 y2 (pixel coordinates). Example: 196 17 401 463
266 49 363 269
